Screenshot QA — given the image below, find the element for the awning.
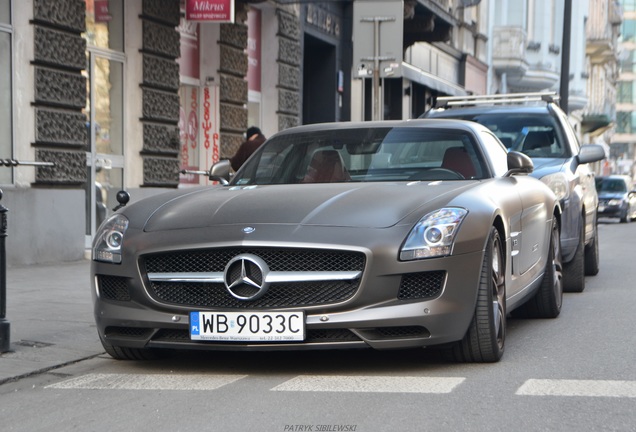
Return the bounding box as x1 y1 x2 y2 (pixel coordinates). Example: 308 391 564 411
401 62 467 96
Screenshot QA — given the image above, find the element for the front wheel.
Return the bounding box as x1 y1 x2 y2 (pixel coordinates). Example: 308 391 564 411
563 219 585 293
444 226 506 363
513 218 563 318
584 220 600 276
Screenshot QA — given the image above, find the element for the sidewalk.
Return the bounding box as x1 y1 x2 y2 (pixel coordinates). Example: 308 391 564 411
0 259 104 384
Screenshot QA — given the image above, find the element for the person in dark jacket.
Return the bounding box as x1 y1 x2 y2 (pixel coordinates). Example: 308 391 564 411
230 126 266 171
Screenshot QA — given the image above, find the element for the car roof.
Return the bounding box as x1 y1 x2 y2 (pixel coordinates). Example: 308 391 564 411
426 105 553 117
423 92 564 119
274 118 492 136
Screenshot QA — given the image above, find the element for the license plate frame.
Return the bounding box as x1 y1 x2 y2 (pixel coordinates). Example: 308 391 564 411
189 311 305 342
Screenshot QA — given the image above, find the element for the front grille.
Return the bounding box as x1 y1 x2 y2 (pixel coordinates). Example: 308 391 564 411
143 248 366 309
397 271 445 300
150 280 359 308
98 275 131 301
371 326 430 339
104 326 153 339
144 248 365 273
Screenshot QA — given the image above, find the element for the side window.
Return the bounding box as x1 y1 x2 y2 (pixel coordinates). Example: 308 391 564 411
480 132 509 176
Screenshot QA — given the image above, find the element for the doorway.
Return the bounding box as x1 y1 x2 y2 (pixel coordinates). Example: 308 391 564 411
303 34 336 125
84 48 125 248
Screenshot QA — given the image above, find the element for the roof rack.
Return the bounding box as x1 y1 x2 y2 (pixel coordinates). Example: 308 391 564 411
434 92 560 109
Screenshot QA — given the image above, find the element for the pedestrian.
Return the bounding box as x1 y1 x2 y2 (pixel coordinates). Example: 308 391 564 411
230 126 266 171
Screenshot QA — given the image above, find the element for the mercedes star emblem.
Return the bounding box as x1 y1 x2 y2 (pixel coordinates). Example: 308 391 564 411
224 254 270 301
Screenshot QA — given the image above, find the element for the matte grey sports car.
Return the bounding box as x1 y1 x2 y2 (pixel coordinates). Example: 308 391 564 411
92 119 563 363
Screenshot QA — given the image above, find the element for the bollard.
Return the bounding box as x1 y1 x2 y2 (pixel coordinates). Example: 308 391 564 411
0 161 53 352
0 189 9 353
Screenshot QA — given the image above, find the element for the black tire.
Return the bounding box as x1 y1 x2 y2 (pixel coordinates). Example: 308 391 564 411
584 220 600 276
444 227 505 363
513 218 563 319
620 210 629 223
100 337 158 360
563 219 585 293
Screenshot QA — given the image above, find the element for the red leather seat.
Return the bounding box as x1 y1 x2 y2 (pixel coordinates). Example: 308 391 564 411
302 150 351 183
441 147 476 179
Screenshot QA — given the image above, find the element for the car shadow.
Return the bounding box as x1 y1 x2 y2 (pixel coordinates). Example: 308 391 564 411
126 347 451 375
116 322 534 375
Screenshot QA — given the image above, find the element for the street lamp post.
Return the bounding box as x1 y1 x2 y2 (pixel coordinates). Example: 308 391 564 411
560 0 572 114
360 16 396 121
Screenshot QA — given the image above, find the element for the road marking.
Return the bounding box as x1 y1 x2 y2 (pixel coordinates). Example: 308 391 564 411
516 379 636 398
45 373 247 391
271 375 465 393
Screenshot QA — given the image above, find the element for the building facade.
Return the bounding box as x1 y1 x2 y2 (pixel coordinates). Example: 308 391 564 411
614 0 636 177
0 0 623 266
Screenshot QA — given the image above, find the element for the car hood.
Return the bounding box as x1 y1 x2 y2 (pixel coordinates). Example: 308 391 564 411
526 157 568 179
141 182 474 232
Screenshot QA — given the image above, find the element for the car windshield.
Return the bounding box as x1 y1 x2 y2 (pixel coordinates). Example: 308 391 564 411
232 127 487 185
440 113 568 159
596 178 627 193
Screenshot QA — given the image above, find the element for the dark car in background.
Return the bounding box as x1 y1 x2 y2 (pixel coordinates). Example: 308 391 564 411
596 175 636 223
423 92 606 293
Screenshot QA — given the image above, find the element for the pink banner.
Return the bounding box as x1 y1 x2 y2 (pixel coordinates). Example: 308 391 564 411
186 0 234 23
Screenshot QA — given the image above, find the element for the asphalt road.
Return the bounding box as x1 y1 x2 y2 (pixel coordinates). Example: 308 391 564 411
1 218 635 432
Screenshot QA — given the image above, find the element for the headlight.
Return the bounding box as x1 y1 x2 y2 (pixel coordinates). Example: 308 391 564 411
540 173 569 201
92 214 129 264
608 198 624 206
400 208 468 260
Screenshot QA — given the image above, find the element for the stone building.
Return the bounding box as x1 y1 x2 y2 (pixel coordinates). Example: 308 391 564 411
3 0 487 266
613 0 636 176
1 0 357 265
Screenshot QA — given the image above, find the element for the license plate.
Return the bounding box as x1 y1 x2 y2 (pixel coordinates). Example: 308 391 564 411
598 205 605 212
189 311 305 342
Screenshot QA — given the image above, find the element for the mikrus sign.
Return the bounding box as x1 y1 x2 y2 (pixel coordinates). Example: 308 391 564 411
186 0 234 23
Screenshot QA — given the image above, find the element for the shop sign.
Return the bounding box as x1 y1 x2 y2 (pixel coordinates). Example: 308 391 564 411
201 85 220 185
178 85 220 186
95 0 112 22
306 4 340 37
179 88 201 185
186 0 234 23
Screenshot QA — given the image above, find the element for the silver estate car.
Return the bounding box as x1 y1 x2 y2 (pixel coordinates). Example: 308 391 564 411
424 93 606 293
92 119 562 363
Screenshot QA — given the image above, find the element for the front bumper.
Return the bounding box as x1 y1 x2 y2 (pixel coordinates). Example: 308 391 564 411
92 249 485 352
597 201 626 219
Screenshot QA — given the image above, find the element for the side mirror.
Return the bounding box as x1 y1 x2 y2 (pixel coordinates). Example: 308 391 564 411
209 159 231 185
578 144 605 164
505 151 534 177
